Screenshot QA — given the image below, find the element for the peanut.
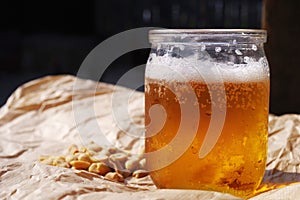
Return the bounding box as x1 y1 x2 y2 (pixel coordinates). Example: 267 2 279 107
105 172 124 182
132 170 149 178
109 153 127 163
88 162 111 175
125 158 140 172
108 147 118 154
70 160 90 169
86 150 96 156
40 156 54 165
56 162 70 168
77 153 93 163
87 142 103 152
91 154 109 164
39 155 48 162
53 156 66 166
65 154 77 163
68 144 79 155
79 147 87 153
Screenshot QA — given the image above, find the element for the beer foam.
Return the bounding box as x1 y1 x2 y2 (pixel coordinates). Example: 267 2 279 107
146 53 269 83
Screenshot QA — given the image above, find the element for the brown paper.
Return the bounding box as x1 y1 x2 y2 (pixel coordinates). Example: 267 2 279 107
0 75 299 199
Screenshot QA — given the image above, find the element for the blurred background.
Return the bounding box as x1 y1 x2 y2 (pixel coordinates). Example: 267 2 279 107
0 0 299 114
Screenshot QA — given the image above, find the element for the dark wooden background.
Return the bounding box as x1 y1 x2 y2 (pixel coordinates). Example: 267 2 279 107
262 0 300 114
0 0 299 114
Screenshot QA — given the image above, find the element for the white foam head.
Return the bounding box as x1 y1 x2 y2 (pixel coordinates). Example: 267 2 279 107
146 53 269 83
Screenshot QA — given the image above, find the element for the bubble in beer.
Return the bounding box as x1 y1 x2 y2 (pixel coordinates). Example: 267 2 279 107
235 49 242 55
215 47 222 53
244 56 250 63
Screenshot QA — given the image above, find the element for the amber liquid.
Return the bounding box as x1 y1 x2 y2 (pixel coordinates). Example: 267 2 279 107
145 78 269 198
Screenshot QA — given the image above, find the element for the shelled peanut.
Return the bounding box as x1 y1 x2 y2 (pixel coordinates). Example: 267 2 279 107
39 142 148 182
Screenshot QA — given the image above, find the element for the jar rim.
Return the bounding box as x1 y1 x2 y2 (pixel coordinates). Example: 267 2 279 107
149 29 267 44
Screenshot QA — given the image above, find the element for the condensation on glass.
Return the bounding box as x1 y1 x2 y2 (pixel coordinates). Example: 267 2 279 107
144 29 270 198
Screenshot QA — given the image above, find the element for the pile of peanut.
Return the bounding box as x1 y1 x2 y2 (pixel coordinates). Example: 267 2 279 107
39 142 148 182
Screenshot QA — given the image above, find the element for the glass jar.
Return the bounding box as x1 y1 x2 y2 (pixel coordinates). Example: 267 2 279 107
144 29 269 198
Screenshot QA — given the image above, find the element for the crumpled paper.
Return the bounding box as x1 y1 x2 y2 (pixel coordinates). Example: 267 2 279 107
0 75 299 200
